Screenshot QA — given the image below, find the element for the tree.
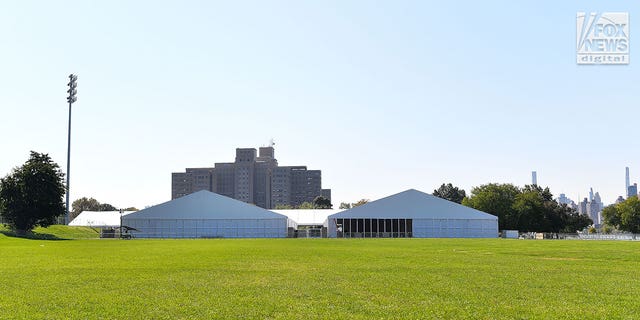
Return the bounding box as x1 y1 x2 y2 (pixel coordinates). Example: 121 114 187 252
0 152 65 234
433 183 466 204
71 197 100 221
462 183 520 230
463 183 591 232
352 199 369 207
512 189 548 232
602 196 640 233
98 203 117 211
557 203 591 233
338 199 368 209
312 196 332 209
339 202 352 209
602 204 620 229
297 202 314 209
619 196 640 233
123 207 139 211
274 204 293 209
71 198 119 221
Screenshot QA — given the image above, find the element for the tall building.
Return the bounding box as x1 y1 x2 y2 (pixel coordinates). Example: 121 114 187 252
171 168 214 199
628 183 638 198
321 189 332 200
626 167 630 196
587 200 601 225
579 189 604 226
578 198 588 216
557 193 577 210
171 146 330 209
531 171 537 185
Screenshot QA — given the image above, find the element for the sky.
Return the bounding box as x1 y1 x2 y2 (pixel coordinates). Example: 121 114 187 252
1 0 638 209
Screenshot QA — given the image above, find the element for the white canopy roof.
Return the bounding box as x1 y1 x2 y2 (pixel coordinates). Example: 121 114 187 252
328 189 497 220
123 190 287 220
271 209 343 225
69 211 135 227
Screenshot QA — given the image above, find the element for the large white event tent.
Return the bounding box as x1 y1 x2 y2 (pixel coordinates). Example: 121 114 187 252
69 211 135 228
122 190 294 238
326 189 498 238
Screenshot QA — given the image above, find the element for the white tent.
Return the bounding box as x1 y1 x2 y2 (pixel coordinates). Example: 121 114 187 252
122 190 294 238
69 211 135 228
326 189 498 238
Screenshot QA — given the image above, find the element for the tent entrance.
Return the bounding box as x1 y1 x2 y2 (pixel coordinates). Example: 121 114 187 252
336 218 412 238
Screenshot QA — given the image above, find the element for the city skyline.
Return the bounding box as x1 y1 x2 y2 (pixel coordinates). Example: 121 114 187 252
1 1 638 209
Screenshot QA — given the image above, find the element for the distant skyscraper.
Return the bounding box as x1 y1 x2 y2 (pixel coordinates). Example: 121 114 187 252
532 171 537 185
626 167 630 196
628 183 638 198
558 193 569 204
578 198 588 216
594 192 602 207
557 194 577 210
579 189 603 226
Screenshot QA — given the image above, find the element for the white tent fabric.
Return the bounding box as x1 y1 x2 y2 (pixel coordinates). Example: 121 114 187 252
271 209 343 226
326 189 498 238
122 190 292 238
69 211 135 228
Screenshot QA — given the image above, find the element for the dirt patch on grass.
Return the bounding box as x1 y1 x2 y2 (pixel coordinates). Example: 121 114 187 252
539 257 584 261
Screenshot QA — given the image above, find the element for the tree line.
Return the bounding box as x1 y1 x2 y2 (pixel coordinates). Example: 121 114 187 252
602 196 640 233
434 183 592 233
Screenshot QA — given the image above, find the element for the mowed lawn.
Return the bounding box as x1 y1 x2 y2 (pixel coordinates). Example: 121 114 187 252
1 230 639 319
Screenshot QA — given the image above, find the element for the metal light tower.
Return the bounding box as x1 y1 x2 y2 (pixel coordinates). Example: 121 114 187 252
65 74 78 224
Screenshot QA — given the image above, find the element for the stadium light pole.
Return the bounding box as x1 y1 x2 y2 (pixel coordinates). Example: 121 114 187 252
65 74 78 224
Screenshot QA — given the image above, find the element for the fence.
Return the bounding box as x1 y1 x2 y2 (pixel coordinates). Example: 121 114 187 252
569 233 639 240
517 232 640 241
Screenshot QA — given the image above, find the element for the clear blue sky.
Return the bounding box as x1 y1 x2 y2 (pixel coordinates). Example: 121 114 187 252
1 1 638 209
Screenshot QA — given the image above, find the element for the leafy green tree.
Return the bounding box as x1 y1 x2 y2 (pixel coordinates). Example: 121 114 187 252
98 203 117 211
464 183 590 232
297 202 314 209
604 196 640 233
433 183 466 204
514 185 568 232
123 207 139 211
0 152 65 234
557 203 592 233
274 204 293 209
462 183 520 230
339 202 351 209
619 196 640 233
352 199 369 207
312 196 332 209
601 204 620 228
512 189 548 232
71 198 120 221
71 197 100 220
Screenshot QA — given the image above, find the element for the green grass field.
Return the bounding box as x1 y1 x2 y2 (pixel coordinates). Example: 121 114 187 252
1 227 639 319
